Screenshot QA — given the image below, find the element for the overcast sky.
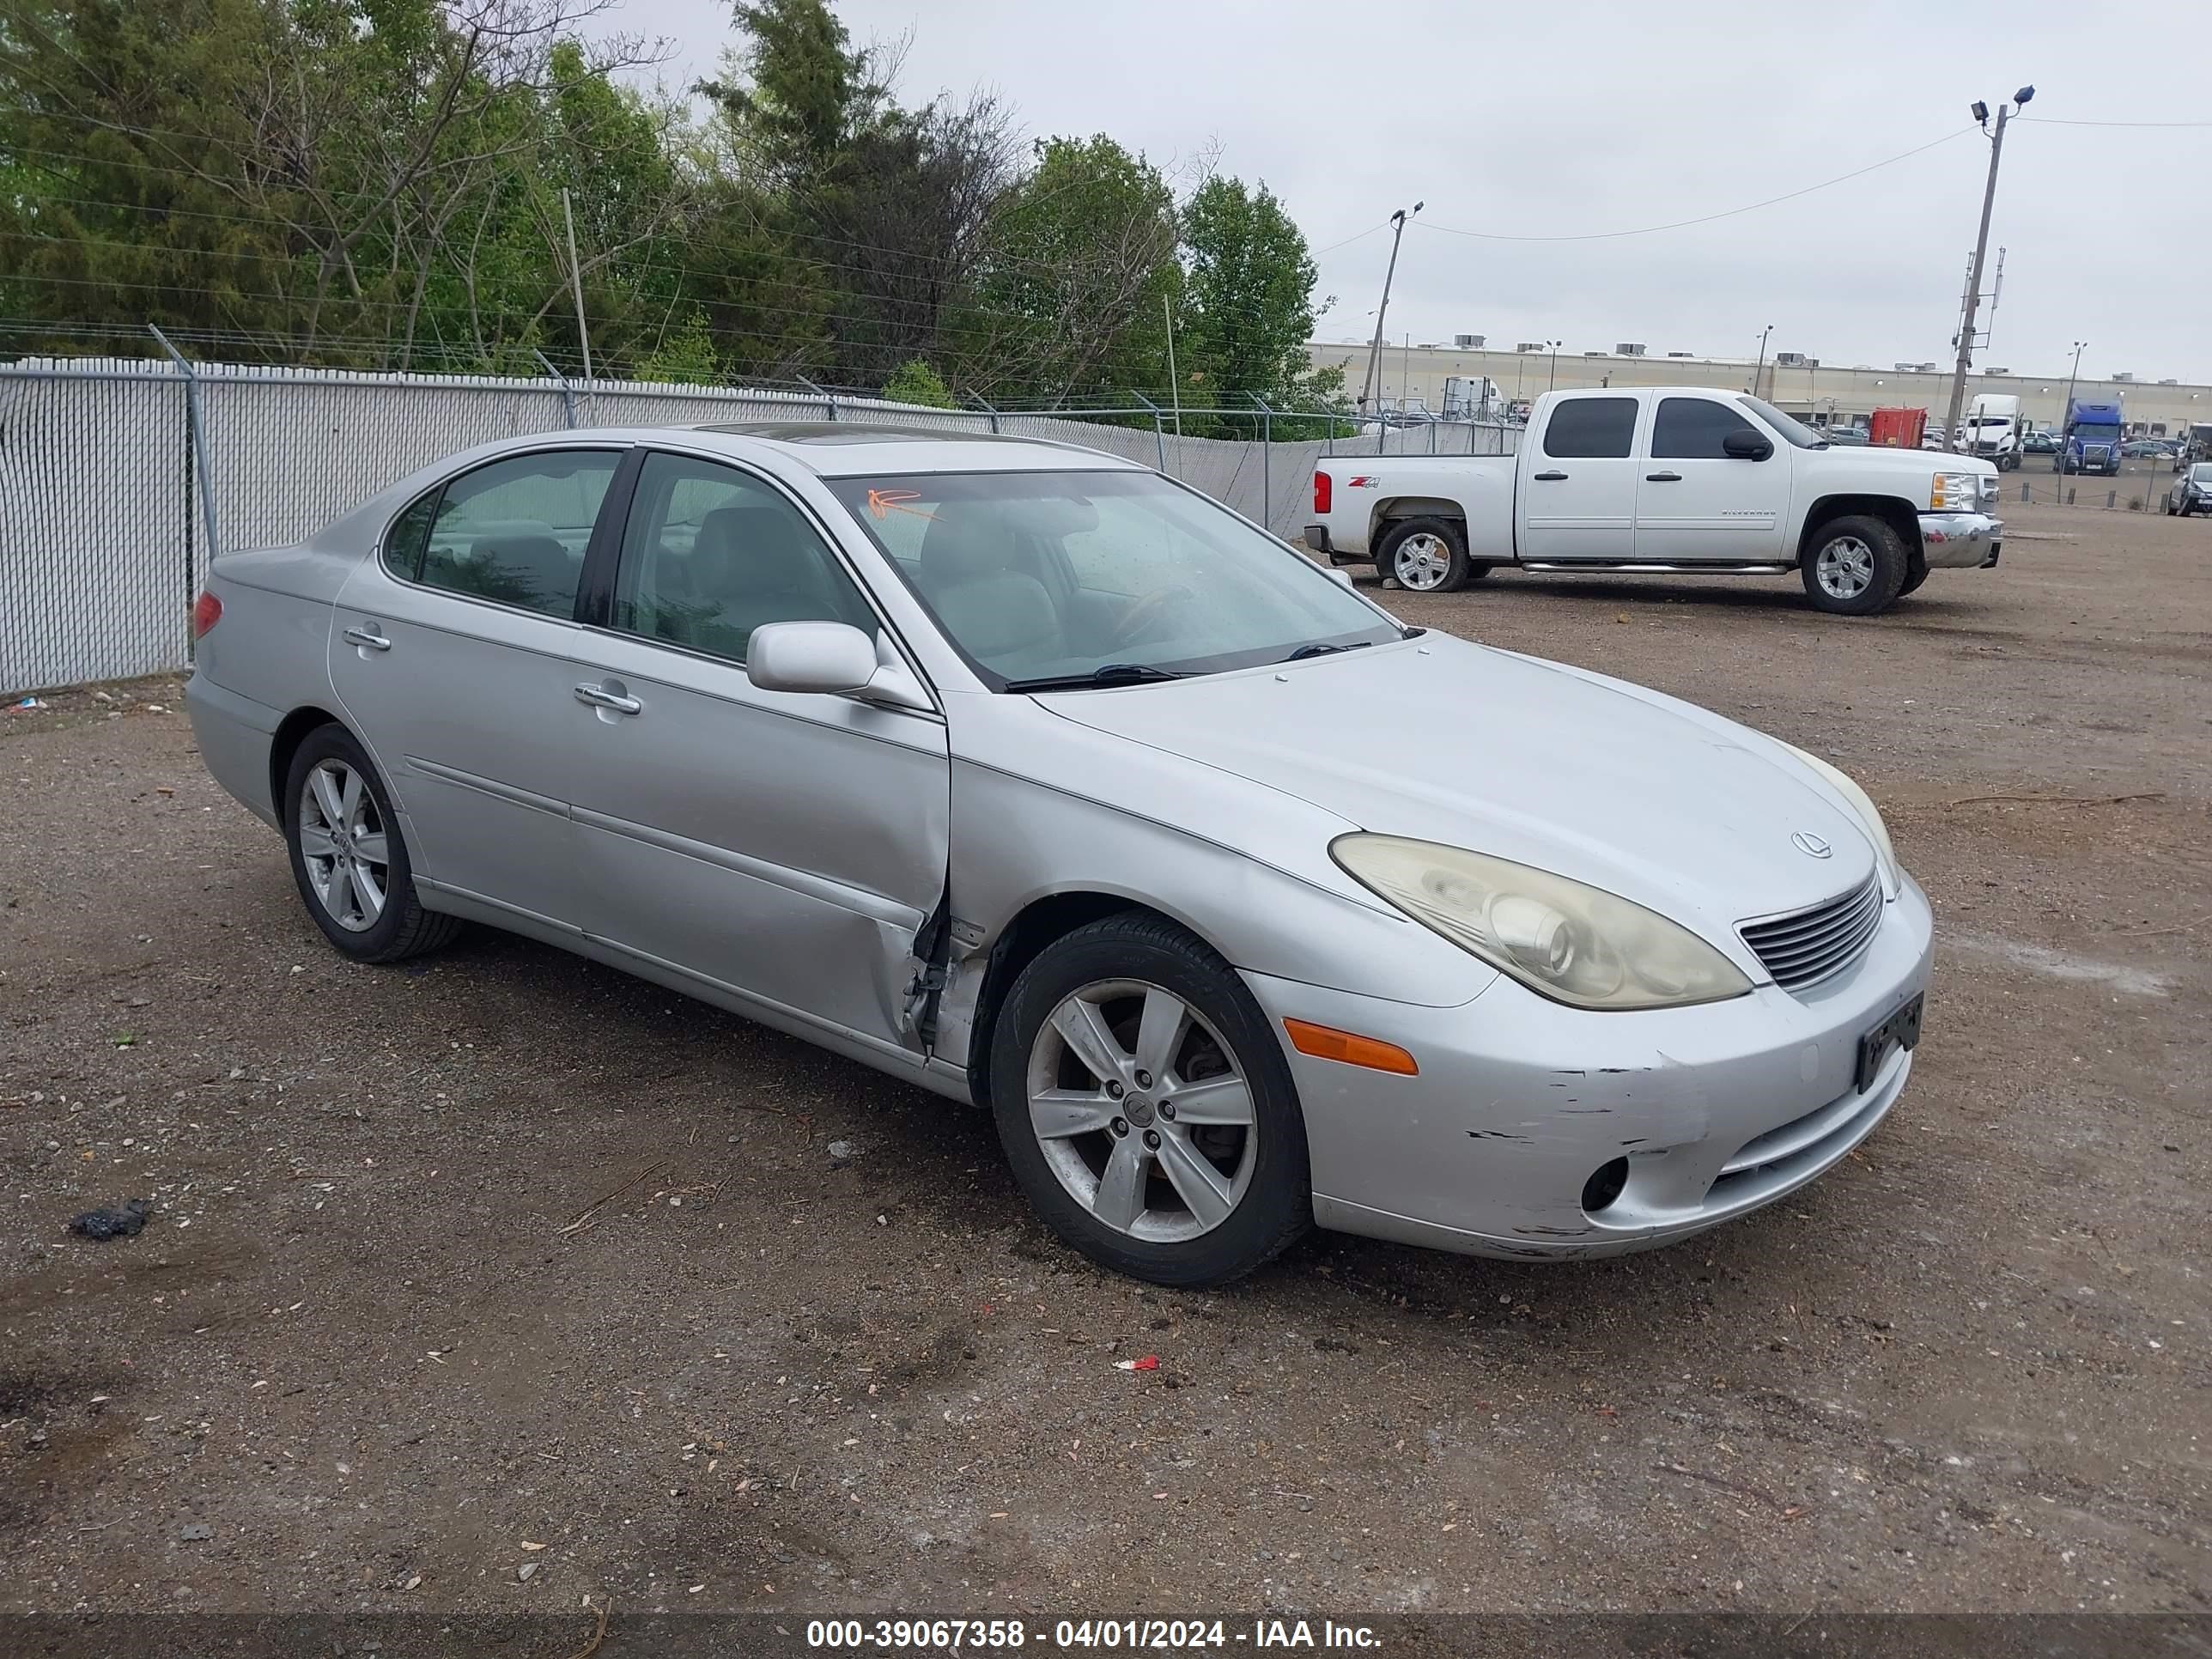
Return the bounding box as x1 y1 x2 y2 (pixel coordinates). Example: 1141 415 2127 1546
611 0 2209 383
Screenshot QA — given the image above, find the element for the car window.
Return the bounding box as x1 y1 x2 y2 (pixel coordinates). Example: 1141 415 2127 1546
611 453 875 664
1651 398 1765 460
826 470 1399 688
417 451 616 618
1541 398 1638 459
382 490 438 581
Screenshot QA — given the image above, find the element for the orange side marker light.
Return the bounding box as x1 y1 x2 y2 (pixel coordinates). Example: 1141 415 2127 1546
1283 1018 1419 1076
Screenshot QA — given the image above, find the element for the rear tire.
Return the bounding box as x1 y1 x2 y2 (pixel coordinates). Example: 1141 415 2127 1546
988 913 1311 1287
1376 517 1471 593
283 725 462 963
1801 514 1910 617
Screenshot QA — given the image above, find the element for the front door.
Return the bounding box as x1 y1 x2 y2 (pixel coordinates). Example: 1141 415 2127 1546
1517 394 1644 561
564 450 951 1057
1633 395 1792 562
330 446 623 930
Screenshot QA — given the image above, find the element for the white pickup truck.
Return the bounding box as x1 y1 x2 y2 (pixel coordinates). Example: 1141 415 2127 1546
1305 386 2004 616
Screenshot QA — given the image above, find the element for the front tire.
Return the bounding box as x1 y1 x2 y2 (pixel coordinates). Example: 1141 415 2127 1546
1376 517 1470 593
1802 514 1910 616
283 725 462 963
988 913 1311 1287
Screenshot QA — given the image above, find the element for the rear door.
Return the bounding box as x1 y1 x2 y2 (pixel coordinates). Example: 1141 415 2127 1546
1632 393 1791 562
563 448 951 1058
330 446 624 930
1518 393 1644 561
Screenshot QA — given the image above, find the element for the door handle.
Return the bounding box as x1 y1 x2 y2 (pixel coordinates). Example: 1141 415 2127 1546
574 682 641 716
1644 471 1684 482
1533 471 1570 482
342 625 391 652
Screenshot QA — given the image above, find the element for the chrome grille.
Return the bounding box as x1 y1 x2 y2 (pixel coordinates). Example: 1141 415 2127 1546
1740 873 1884 992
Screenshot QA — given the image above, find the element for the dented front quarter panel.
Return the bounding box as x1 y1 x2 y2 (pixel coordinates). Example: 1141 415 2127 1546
928 687 1501 1073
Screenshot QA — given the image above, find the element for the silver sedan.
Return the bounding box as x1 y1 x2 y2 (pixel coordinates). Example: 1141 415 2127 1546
185 424 1931 1285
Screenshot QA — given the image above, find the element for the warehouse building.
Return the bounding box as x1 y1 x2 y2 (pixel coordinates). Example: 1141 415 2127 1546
1311 339 2209 435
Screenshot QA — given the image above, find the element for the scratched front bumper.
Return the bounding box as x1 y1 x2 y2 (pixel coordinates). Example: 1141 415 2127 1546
1243 874 1934 1260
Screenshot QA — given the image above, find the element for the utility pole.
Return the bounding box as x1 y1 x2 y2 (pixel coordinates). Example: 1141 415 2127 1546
1163 293 1181 437
1942 87 2033 454
1752 324 1773 399
2059 338 2086 474
561 187 593 385
1358 202 1422 413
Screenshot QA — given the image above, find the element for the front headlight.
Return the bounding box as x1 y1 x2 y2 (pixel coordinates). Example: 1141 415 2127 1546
1330 835 1752 1012
1778 741 1898 894
1930 471 1980 510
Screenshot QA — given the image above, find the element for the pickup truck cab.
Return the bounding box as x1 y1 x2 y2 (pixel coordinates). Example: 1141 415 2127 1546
1306 387 2004 616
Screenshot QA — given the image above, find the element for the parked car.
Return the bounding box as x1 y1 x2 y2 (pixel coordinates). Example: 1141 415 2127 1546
1823 426 1869 446
185 424 1931 1285
2121 439 2171 459
1306 387 2003 614
2021 430 2057 454
2166 462 2212 516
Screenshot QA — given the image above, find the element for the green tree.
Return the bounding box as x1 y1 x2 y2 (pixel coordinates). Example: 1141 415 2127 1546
881 356 955 407
971 134 1180 405
638 311 724 385
1179 175 1325 422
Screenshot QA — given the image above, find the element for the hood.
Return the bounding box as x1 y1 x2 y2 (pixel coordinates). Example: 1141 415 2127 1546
1845 441 1998 482
1039 635 1878 957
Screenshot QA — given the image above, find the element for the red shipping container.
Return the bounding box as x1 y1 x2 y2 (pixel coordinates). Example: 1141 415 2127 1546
1869 407 1927 449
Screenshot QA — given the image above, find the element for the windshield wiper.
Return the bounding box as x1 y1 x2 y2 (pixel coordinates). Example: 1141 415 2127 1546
1003 663 1186 692
1279 640 1376 662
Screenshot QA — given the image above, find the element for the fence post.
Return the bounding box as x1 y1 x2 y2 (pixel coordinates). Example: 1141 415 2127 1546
969 392 1000 434
533 349 578 428
799 376 837 422
1252 396 1275 533
1133 392 1167 471
149 325 220 572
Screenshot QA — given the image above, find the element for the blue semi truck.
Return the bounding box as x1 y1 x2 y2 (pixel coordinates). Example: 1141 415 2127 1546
2057 398 2124 476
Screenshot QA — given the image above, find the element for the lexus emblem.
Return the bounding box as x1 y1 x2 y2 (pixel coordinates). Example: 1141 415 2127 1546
1791 830 1833 859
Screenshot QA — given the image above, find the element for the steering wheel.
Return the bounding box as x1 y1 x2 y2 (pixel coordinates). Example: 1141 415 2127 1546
1113 583 1200 647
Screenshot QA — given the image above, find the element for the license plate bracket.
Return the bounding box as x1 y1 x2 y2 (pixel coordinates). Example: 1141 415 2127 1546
1856 991 1924 1093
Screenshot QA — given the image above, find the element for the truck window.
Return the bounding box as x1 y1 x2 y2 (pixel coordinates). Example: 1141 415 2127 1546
1651 398 1764 460
1542 398 1638 459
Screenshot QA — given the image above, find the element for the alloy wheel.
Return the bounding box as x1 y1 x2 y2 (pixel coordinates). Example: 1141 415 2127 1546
1815 536 1875 600
1392 533 1455 591
297 759 388 932
1024 979 1257 1243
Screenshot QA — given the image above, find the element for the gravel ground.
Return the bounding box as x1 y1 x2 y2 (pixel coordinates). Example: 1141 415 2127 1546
1 500 2206 1620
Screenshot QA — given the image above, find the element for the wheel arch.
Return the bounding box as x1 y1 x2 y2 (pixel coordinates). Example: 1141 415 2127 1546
1370 495 1467 549
1797 495 1921 564
268 706 349 819
965 890 1238 1112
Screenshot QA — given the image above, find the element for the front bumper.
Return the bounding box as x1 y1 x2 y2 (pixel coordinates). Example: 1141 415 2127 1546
1919 510 2003 569
1245 874 1935 1260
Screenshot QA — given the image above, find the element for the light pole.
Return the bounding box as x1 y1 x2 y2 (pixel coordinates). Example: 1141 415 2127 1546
1942 86 2034 454
1358 201 1423 414
1752 323 1773 399
1546 340 1561 392
2057 338 2086 480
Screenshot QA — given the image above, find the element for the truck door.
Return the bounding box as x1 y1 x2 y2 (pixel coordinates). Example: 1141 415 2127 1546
1518 394 1644 562
1632 394 1791 563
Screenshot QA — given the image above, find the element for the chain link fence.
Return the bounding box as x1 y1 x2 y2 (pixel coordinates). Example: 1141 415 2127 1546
0 353 1516 694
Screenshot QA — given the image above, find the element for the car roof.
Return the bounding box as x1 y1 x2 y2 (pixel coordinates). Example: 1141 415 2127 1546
644 421 1150 478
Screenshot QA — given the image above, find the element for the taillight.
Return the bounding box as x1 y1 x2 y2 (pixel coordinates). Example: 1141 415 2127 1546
191 589 222 639
1313 470 1332 514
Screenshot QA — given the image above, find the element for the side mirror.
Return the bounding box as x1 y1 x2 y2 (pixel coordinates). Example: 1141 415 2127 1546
747 622 933 713
1723 431 1774 461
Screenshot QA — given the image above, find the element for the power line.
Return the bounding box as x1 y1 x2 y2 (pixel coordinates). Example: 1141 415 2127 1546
1413 127 1975 243
2014 115 2212 128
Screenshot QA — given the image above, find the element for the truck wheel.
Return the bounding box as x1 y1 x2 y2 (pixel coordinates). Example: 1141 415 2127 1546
1376 518 1470 592
1899 554 1929 597
1802 515 1909 617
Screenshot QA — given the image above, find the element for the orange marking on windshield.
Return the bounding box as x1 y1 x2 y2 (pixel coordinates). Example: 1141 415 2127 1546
867 488 935 521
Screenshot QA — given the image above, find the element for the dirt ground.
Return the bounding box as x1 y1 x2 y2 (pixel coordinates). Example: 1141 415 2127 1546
2 499 2207 1622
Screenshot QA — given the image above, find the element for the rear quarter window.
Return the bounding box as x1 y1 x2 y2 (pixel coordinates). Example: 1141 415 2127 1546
382 491 438 580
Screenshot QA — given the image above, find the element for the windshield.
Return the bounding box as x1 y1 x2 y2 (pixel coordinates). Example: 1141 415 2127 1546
2192 465 2212 483
827 470 1401 690
1737 396 1828 449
